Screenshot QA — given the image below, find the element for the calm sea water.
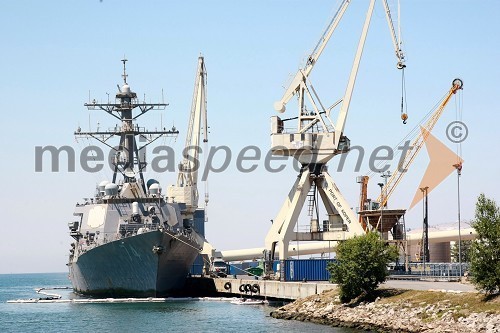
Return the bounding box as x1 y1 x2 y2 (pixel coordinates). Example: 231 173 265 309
0 273 357 333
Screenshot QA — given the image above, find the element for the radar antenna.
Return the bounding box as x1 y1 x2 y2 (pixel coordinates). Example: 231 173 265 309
121 58 128 84
76 59 177 193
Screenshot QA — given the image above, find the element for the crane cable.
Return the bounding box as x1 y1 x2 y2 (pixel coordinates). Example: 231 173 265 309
366 90 449 178
401 67 408 124
455 87 464 169
396 0 408 124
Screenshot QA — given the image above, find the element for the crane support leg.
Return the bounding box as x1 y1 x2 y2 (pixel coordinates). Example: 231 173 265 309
265 166 364 267
319 170 366 235
265 169 312 260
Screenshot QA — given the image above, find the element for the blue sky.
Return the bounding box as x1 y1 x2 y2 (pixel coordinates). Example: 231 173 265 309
0 0 498 273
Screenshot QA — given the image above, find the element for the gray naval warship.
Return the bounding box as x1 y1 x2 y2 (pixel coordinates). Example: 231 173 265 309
67 59 207 297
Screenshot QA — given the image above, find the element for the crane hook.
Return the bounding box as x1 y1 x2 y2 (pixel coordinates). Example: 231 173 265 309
401 113 408 124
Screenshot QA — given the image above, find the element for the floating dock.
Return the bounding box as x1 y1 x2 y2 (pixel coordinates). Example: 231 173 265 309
7 297 239 304
7 278 337 303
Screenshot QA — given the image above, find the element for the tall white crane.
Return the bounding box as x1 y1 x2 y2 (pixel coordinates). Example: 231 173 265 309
265 0 405 268
167 56 208 219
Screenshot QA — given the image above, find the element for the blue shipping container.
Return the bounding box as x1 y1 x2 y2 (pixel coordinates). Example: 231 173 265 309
227 262 255 275
228 263 244 275
284 259 336 281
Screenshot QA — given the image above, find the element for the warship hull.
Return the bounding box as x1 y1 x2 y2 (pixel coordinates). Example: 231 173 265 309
69 230 200 297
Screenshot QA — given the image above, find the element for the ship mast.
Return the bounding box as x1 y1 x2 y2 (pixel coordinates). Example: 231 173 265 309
75 59 178 193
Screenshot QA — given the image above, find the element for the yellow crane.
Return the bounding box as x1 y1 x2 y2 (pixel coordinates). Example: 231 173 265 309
376 78 463 208
358 78 463 233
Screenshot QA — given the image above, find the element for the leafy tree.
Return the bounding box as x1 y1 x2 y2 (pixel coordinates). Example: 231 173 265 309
327 232 398 303
451 239 472 263
469 194 500 294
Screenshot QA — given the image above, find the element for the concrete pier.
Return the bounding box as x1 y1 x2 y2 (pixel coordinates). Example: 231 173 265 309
212 277 337 300
179 276 476 300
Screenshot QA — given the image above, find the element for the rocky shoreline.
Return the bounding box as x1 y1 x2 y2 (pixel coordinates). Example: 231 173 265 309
270 289 500 332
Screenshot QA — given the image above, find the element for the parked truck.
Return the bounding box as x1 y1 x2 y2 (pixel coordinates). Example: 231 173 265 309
210 258 227 278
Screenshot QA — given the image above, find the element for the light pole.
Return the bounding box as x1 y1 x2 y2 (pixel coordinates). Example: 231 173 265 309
378 182 384 238
381 171 391 208
420 186 429 274
453 162 463 277
380 171 391 240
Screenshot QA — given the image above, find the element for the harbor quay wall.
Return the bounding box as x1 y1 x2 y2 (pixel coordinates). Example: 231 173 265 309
177 276 336 300
212 277 336 300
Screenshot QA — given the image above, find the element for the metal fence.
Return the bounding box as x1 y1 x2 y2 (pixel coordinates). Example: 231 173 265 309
390 262 470 280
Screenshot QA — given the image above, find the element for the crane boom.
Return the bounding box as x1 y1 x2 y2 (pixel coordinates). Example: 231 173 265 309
334 0 376 148
273 0 351 114
377 78 463 207
273 0 405 114
182 56 208 187
167 56 208 218
381 0 405 68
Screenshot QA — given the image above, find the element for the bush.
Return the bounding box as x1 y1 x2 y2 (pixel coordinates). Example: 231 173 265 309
469 194 500 294
327 232 398 303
